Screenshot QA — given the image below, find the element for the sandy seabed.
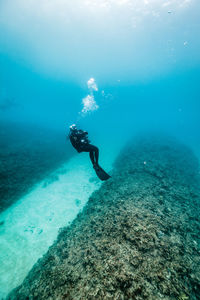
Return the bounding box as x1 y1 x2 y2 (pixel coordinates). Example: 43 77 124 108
0 135 120 299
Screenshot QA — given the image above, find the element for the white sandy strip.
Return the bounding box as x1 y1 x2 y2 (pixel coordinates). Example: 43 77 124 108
0 143 121 299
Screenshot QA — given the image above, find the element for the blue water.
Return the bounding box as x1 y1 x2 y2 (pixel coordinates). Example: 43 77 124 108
0 0 199 141
0 0 200 298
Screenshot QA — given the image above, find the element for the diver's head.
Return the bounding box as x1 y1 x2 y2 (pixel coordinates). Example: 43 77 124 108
69 124 77 131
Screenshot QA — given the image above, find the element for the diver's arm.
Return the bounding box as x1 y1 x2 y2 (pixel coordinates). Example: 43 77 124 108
77 130 88 137
77 130 91 144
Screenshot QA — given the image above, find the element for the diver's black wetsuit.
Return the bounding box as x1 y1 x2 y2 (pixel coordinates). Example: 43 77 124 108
69 129 99 166
69 126 110 181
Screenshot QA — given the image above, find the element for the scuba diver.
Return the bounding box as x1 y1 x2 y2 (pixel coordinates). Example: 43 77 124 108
68 124 110 181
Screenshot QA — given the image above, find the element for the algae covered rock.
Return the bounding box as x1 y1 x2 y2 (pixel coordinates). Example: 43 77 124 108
0 121 73 212
8 136 200 300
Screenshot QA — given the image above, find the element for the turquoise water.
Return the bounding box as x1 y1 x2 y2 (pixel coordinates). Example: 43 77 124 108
1 0 199 140
0 0 200 298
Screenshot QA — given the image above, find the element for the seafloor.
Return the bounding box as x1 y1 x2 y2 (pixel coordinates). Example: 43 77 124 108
0 121 73 212
8 135 200 299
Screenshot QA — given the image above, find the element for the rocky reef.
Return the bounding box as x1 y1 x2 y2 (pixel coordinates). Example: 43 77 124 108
0 121 73 212
8 136 200 299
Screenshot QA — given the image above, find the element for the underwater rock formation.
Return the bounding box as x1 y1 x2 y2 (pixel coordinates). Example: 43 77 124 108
0 121 73 212
8 136 200 299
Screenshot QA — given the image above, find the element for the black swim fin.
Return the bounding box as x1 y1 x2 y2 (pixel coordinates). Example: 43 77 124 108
93 164 111 181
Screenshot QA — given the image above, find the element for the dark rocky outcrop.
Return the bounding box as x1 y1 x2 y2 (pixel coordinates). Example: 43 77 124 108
8 136 200 300
0 121 73 212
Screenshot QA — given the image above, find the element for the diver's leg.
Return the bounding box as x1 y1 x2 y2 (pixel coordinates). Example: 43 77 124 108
89 151 95 165
94 146 99 165
88 145 99 165
81 144 99 166
89 146 99 166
